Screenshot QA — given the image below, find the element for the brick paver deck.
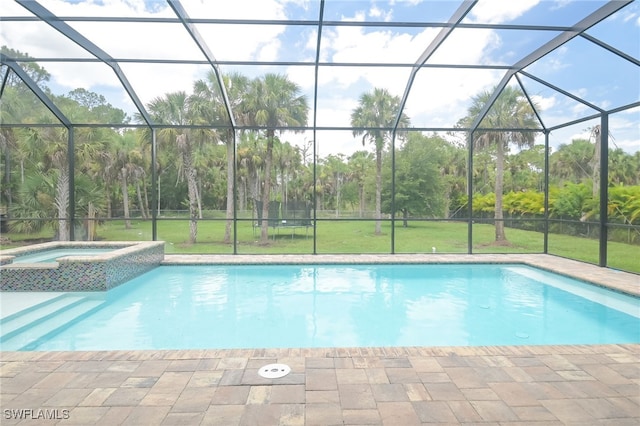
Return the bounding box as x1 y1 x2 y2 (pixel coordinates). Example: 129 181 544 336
1 345 638 425
1 254 638 424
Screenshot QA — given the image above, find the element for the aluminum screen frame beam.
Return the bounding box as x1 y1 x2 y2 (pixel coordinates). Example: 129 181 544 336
468 0 633 132
580 33 640 67
311 0 326 255
0 65 9 99
519 70 604 113
15 0 154 126
390 0 478 252
514 74 546 131
168 0 236 130
393 0 478 130
0 54 71 128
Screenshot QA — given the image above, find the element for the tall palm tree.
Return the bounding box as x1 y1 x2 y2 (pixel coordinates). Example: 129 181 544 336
146 91 200 244
192 71 250 243
323 154 348 217
274 141 302 209
460 85 540 242
351 88 409 235
236 132 266 214
245 74 309 244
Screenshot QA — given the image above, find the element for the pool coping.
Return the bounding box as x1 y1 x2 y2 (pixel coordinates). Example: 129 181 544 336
1 342 638 362
0 241 163 266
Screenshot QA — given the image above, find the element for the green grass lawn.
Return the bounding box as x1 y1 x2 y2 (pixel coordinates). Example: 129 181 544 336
2 219 638 273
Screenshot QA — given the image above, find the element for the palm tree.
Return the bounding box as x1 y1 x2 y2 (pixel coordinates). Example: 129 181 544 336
347 150 374 218
245 74 309 244
192 71 250 243
460 86 540 242
20 120 75 241
146 91 200 244
439 142 467 218
609 147 639 186
274 141 302 209
351 88 410 235
13 119 105 240
549 139 595 186
236 132 266 214
322 154 348 217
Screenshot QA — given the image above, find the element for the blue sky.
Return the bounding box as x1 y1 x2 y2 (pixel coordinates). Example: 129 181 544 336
1 0 638 155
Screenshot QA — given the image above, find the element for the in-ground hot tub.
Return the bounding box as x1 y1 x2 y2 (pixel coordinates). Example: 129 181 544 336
0 241 164 292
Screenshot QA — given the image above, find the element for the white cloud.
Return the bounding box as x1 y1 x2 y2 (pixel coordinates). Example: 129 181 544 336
531 94 555 112
624 12 637 24
570 102 591 117
369 5 384 18
550 0 572 12
428 28 501 65
406 67 503 127
369 5 393 22
467 0 540 24
257 39 283 62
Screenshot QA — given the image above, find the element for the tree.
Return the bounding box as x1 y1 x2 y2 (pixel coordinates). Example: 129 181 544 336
549 139 595 185
107 133 148 228
322 154 348 216
1 47 53 216
146 91 200 244
505 144 545 192
609 147 640 186
236 132 266 214
351 88 410 235
459 86 539 242
10 170 103 238
11 97 108 240
347 150 374 218
438 140 467 218
192 71 250 243
382 133 445 226
245 74 309 244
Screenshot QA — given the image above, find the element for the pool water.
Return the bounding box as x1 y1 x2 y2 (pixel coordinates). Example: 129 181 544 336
12 248 115 263
1 264 638 351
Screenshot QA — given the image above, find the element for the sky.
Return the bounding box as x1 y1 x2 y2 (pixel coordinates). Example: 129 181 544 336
1 0 639 157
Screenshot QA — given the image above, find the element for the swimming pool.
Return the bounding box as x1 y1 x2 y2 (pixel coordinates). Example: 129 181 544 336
1 263 638 351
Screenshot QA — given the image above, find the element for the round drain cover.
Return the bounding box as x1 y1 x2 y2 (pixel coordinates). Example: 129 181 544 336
258 363 291 379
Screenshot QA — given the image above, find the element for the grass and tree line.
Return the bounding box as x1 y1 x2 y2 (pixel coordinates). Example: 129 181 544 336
1 46 639 272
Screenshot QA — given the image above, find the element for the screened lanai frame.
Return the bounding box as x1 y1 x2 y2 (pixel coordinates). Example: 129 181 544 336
1 0 639 269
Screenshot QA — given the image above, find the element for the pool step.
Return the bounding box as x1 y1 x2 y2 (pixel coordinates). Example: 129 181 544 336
1 295 82 331
0 297 104 350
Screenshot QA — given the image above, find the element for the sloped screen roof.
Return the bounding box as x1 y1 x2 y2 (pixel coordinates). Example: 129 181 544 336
1 0 638 151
